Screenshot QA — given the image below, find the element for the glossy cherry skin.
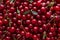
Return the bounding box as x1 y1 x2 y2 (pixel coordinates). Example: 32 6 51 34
45 12 51 18
0 4 4 10
17 20 21 25
17 14 22 19
20 31 25 36
0 20 3 26
33 26 38 33
26 20 31 24
46 37 51 40
31 19 37 24
39 27 43 33
26 14 31 19
49 27 55 32
3 19 8 25
58 27 60 33
32 35 38 40
38 20 42 26
25 27 29 32
22 15 26 20
28 24 33 29
25 32 31 38
9 27 16 33
9 7 15 13
4 36 11 40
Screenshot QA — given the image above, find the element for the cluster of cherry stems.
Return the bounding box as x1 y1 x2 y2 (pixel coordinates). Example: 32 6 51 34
0 0 60 40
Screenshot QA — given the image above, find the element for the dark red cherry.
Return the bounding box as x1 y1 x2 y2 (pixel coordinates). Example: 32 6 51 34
26 20 31 24
31 19 37 24
9 27 16 33
0 20 3 26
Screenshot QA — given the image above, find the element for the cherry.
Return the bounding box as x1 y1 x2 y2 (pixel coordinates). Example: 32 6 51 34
36 15 41 19
39 27 43 33
25 27 29 32
17 20 21 25
8 13 13 18
0 30 2 35
20 31 25 36
33 26 38 33
41 7 46 13
0 4 4 10
46 37 51 40
25 32 31 38
38 20 42 25
26 14 31 19
31 19 37 24
9 7 15 13
26 20 31 24
45 12 51 18
49 27 55 32
22 15 26 20
0 16 3 20
36 0 41 7
32 35 38 40
4 36 11 40
24 6 29 11
16 28 20 33
3 19 8 25
58 27 60 33
17 14 22 19
28 24 33 29
9 27 16 33
0 20 3 26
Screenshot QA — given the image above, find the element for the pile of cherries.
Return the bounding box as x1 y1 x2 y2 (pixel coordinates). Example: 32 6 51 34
0 0 60 40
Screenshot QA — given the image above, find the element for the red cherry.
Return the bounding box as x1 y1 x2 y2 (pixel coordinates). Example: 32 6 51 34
36 0 41 7
17 14 21 19
0 30 2 35
48 32 53 37
17 20 21 25
20 31 25 36
0 16 3 20
46 37 51 40
32 35 38 40
25 27 29 32
4 36 11 40
41 7 46 13
3 19 8 25
24 6 29 11
26 20 31 24
22 15 26 20
33 26 38 33
16 28 20 33
9 27 16 33
39 27 43 33
0 20 3 26
0 4 4 10
26 14 31 19
42 24 48 30
58 27 60 33
45 12 51 18
18 5 23 10
9 7 15 13
28 24 33 29
8 13 13 18
12 17 17 22
25 32 31 38
50 27 55 32
38 20 42 25
31 19 37 24
36 15 41 19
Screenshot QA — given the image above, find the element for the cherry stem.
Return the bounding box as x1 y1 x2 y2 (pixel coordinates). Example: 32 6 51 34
43 31 46 39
